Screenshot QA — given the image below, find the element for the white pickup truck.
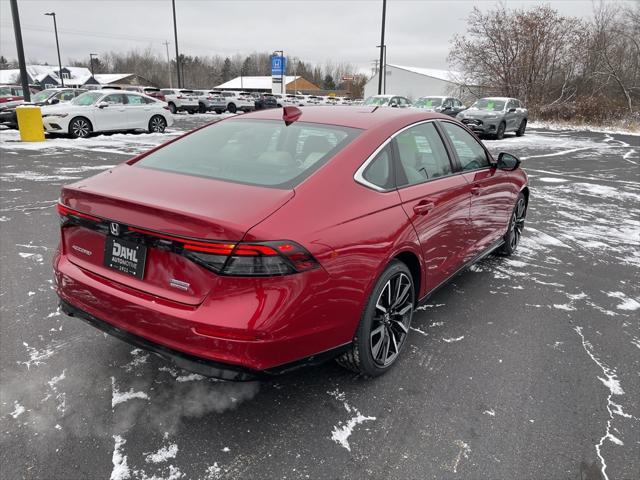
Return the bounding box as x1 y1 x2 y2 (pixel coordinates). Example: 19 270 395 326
160 88 199 114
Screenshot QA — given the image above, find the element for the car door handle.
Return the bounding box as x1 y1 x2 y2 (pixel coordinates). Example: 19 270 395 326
413 202 435 215
471 187 483 195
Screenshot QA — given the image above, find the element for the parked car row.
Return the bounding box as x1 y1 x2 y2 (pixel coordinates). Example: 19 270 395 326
362 94 529 139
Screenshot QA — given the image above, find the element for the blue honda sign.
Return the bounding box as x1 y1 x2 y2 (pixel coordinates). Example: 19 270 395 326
271 56 286 76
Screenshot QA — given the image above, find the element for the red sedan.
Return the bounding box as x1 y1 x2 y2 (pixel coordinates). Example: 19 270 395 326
54 106 528 380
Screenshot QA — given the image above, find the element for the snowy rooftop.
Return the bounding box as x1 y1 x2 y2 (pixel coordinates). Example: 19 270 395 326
216 76 301 90
93 73 134 84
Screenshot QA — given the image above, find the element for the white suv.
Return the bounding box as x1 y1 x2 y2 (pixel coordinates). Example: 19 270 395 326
219 91 255 113
160 88 199 114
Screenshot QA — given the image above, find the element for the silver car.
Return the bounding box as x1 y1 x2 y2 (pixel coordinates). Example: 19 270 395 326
456 97 528 139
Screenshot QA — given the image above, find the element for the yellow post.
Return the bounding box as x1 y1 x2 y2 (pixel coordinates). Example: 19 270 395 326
16 105 45 142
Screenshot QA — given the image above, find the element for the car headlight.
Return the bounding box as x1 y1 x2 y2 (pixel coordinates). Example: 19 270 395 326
42 113 69 118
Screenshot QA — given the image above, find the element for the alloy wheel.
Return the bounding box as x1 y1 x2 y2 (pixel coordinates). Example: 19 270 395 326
509 197 526 250
150 116 166 133
71 119 90 138
370 272 413 367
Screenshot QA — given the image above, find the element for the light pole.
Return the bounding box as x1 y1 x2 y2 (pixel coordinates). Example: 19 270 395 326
10 0 30 101
376 44 387 94
44 12 64 87
171 0 181 88
89 53 98 76
377 0 387 95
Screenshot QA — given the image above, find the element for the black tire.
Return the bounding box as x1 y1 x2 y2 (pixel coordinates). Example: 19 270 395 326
198 103 207 114
495 122 506 140
498 193 527 256
168 102 177 114
516 119 527 137
148 115 167 133
336 260 415 376
214 109 223 114
68 117 92 139
227 103 237 114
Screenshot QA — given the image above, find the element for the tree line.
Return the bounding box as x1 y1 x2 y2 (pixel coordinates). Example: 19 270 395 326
0 50 367 97
449 3 639 124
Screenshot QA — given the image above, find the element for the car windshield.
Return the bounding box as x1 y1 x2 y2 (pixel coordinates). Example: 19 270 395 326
414 97 443 108
471 99 506 111
363 96 390 106
32 90 57 102
135 119 361 188
71 91 103 106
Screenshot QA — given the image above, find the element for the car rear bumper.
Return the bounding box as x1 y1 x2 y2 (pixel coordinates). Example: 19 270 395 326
54 250 351 378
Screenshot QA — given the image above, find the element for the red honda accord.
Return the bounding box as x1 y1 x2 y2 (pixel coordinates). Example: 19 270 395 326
54 106 528 380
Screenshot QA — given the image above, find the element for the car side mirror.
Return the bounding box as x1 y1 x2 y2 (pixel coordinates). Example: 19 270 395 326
97 101 109 109
497 152 521 171
508 108 517 113
50 98 60 105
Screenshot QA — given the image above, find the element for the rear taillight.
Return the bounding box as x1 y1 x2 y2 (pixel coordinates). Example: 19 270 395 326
177 95 184 99
185 241 319 276
57 202 101 222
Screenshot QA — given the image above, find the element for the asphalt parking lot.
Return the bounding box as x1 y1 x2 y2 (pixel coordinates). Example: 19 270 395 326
1 113 638 480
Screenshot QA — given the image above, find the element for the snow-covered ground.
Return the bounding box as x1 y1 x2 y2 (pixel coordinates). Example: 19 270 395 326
0 120 638 479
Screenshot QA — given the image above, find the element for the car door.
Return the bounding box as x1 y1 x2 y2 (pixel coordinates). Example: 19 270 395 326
393 121 471 291
94 93 127 131
124 93 150 129
505 99 519 130
439 121 515 258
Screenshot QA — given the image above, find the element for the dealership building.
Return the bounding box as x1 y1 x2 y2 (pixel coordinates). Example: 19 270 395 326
364 64 474 100
215 75 321 94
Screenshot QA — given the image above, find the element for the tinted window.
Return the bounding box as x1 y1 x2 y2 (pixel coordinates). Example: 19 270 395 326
104 94 125 105
472 99 505 111
395 122 452 186
441 122 489 171
362 145 393 189
126 94 145 105
136 120 361 188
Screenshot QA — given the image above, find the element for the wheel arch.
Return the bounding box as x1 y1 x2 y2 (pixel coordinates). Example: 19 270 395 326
520 185 530 205
393 250 422 303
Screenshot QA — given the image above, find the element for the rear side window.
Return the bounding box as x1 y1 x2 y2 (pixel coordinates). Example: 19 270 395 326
395 122 453 186
441 122 489 171
135 119 361 188
126 94 145 105
362 145 393 189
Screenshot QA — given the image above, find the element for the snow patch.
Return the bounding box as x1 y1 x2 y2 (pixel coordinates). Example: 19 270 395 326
10 401 25 418
145 444 178 464
327 389 376 452
443 336 464 343
111 377 149 408
110 435 131 480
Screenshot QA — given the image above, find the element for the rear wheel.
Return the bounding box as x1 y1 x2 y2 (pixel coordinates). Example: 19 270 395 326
214 109 223 114
499 193 527 256
168 102 177 114
495 122 506 140
337 260 415 376
148 115 167 133
198 103 207 113
227 103 237 114
516 119 527 137
69 117 92 138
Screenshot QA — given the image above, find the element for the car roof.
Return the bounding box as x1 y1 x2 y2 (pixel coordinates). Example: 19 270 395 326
480 97 514 101
418 95 447 99
234 105 448 131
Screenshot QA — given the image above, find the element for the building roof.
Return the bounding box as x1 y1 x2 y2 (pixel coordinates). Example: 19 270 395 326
215 76 302 90
93 73 134 84
0 69 20 84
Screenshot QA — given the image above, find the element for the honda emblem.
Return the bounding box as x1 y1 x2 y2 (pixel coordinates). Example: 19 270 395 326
110 222 120 236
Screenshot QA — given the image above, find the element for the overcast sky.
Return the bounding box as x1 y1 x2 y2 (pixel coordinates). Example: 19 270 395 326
0 0 632 74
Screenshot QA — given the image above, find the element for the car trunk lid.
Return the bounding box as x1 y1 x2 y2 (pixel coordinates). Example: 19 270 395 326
59 165 294 305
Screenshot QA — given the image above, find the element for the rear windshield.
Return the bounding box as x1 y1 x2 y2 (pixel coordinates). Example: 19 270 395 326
135 119 361 188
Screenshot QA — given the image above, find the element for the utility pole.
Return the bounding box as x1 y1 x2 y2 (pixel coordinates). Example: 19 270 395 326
171 0 181 88
10 0 30 101
163 41 172 88
377 0 386 95
89 53 98 76
45 12 64 87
